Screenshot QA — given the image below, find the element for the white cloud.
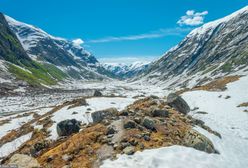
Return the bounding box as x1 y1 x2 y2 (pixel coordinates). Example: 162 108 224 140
88 27 191 43
72 38 84 46
177 10 208 26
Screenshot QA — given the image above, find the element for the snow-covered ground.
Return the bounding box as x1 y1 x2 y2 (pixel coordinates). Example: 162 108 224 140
0 107 52 139
0 133 32 158
101 75 248 168
48 97 135 140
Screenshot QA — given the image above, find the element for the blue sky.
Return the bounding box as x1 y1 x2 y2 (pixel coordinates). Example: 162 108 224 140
0 0 247 63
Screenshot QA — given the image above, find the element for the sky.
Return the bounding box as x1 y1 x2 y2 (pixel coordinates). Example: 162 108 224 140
0 0 247 64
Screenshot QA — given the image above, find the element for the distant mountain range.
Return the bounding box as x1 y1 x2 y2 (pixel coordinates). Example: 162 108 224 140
102 62 149 79
1 6 248 91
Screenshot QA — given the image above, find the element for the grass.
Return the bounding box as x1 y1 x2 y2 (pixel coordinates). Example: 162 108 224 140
7 61 68 87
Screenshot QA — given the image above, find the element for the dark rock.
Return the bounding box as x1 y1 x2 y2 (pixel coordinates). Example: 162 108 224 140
91 108 118 123
93 90 103 97
56 119 81 137
72 111 78 115
143 135 150 141
151 109 169 117
106 125 117 135
167 93 190 114
142 117 156 130
124 120 136 129
118 111 129 116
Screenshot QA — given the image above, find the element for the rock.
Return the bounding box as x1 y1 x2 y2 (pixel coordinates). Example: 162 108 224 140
91 108 118 123
123 120 136 129
93 90 103 97
134 117 141 124
106 125 116 135
167 93 190 114
151 109 169 117
72 111 78 115
7 154 41 168
62 154 73 162
123 146 135 155
184 129 218 154
143 135 150 141
118 110 129 116
142 117 156 130
56 119 81 137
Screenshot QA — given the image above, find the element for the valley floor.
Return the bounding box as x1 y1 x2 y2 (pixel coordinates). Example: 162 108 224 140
0 76 248 167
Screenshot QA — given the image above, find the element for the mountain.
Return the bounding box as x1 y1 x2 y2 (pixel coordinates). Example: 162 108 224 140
136 6 248 89
102 62 149 79
0 13 111 89
0 12 68 89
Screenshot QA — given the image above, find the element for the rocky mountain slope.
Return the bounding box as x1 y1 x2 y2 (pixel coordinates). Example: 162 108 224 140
136 6 248 89
0 13 72 90
102 62 149 79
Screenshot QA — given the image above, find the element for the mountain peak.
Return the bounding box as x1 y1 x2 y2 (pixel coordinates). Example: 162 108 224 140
188 5 248 37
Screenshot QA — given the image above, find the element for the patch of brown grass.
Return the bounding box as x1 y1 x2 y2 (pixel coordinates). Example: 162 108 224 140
37 124 106 168
193 76 240 91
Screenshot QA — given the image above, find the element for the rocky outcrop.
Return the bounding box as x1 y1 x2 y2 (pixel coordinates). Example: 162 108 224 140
91 108 118 123
167 93 190 114
7 154 40 168
56 119 81 137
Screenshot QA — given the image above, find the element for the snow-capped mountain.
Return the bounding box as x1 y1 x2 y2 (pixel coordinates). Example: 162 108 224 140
102 62 149 79
136 6 248 89
4 14 108 81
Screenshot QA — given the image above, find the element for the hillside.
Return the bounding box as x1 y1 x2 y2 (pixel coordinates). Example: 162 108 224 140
136 6 248 89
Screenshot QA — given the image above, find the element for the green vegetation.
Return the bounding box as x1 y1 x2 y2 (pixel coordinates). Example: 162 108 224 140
7 61 68 86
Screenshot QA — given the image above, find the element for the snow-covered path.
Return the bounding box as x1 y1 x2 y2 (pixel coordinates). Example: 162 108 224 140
101 76 248 168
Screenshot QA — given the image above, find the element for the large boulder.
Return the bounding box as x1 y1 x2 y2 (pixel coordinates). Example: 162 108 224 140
56 119 81 137
184 129 218 154
7 154 41 168
91 108 118 123
167 93 190 114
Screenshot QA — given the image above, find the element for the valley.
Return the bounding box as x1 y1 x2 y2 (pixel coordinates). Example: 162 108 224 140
0 4 248 168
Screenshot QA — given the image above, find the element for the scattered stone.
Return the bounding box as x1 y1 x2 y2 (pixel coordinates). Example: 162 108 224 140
106 125 116 135
225 95 231 99
167 93 190 114
56 119 81 137
196 111 208 114
143 135 150 141
244 110 248 112
7 154 41 168
72 111 78 115
62 154 73 162
134 117 141 124
139 143 145 150
142 117 156 130
184 130 218 154
93 90 103 97
118 110 129 116
91 108 118 123
123 120 136 129
151 109 169 117
123 146 135 155
192 107 199 111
